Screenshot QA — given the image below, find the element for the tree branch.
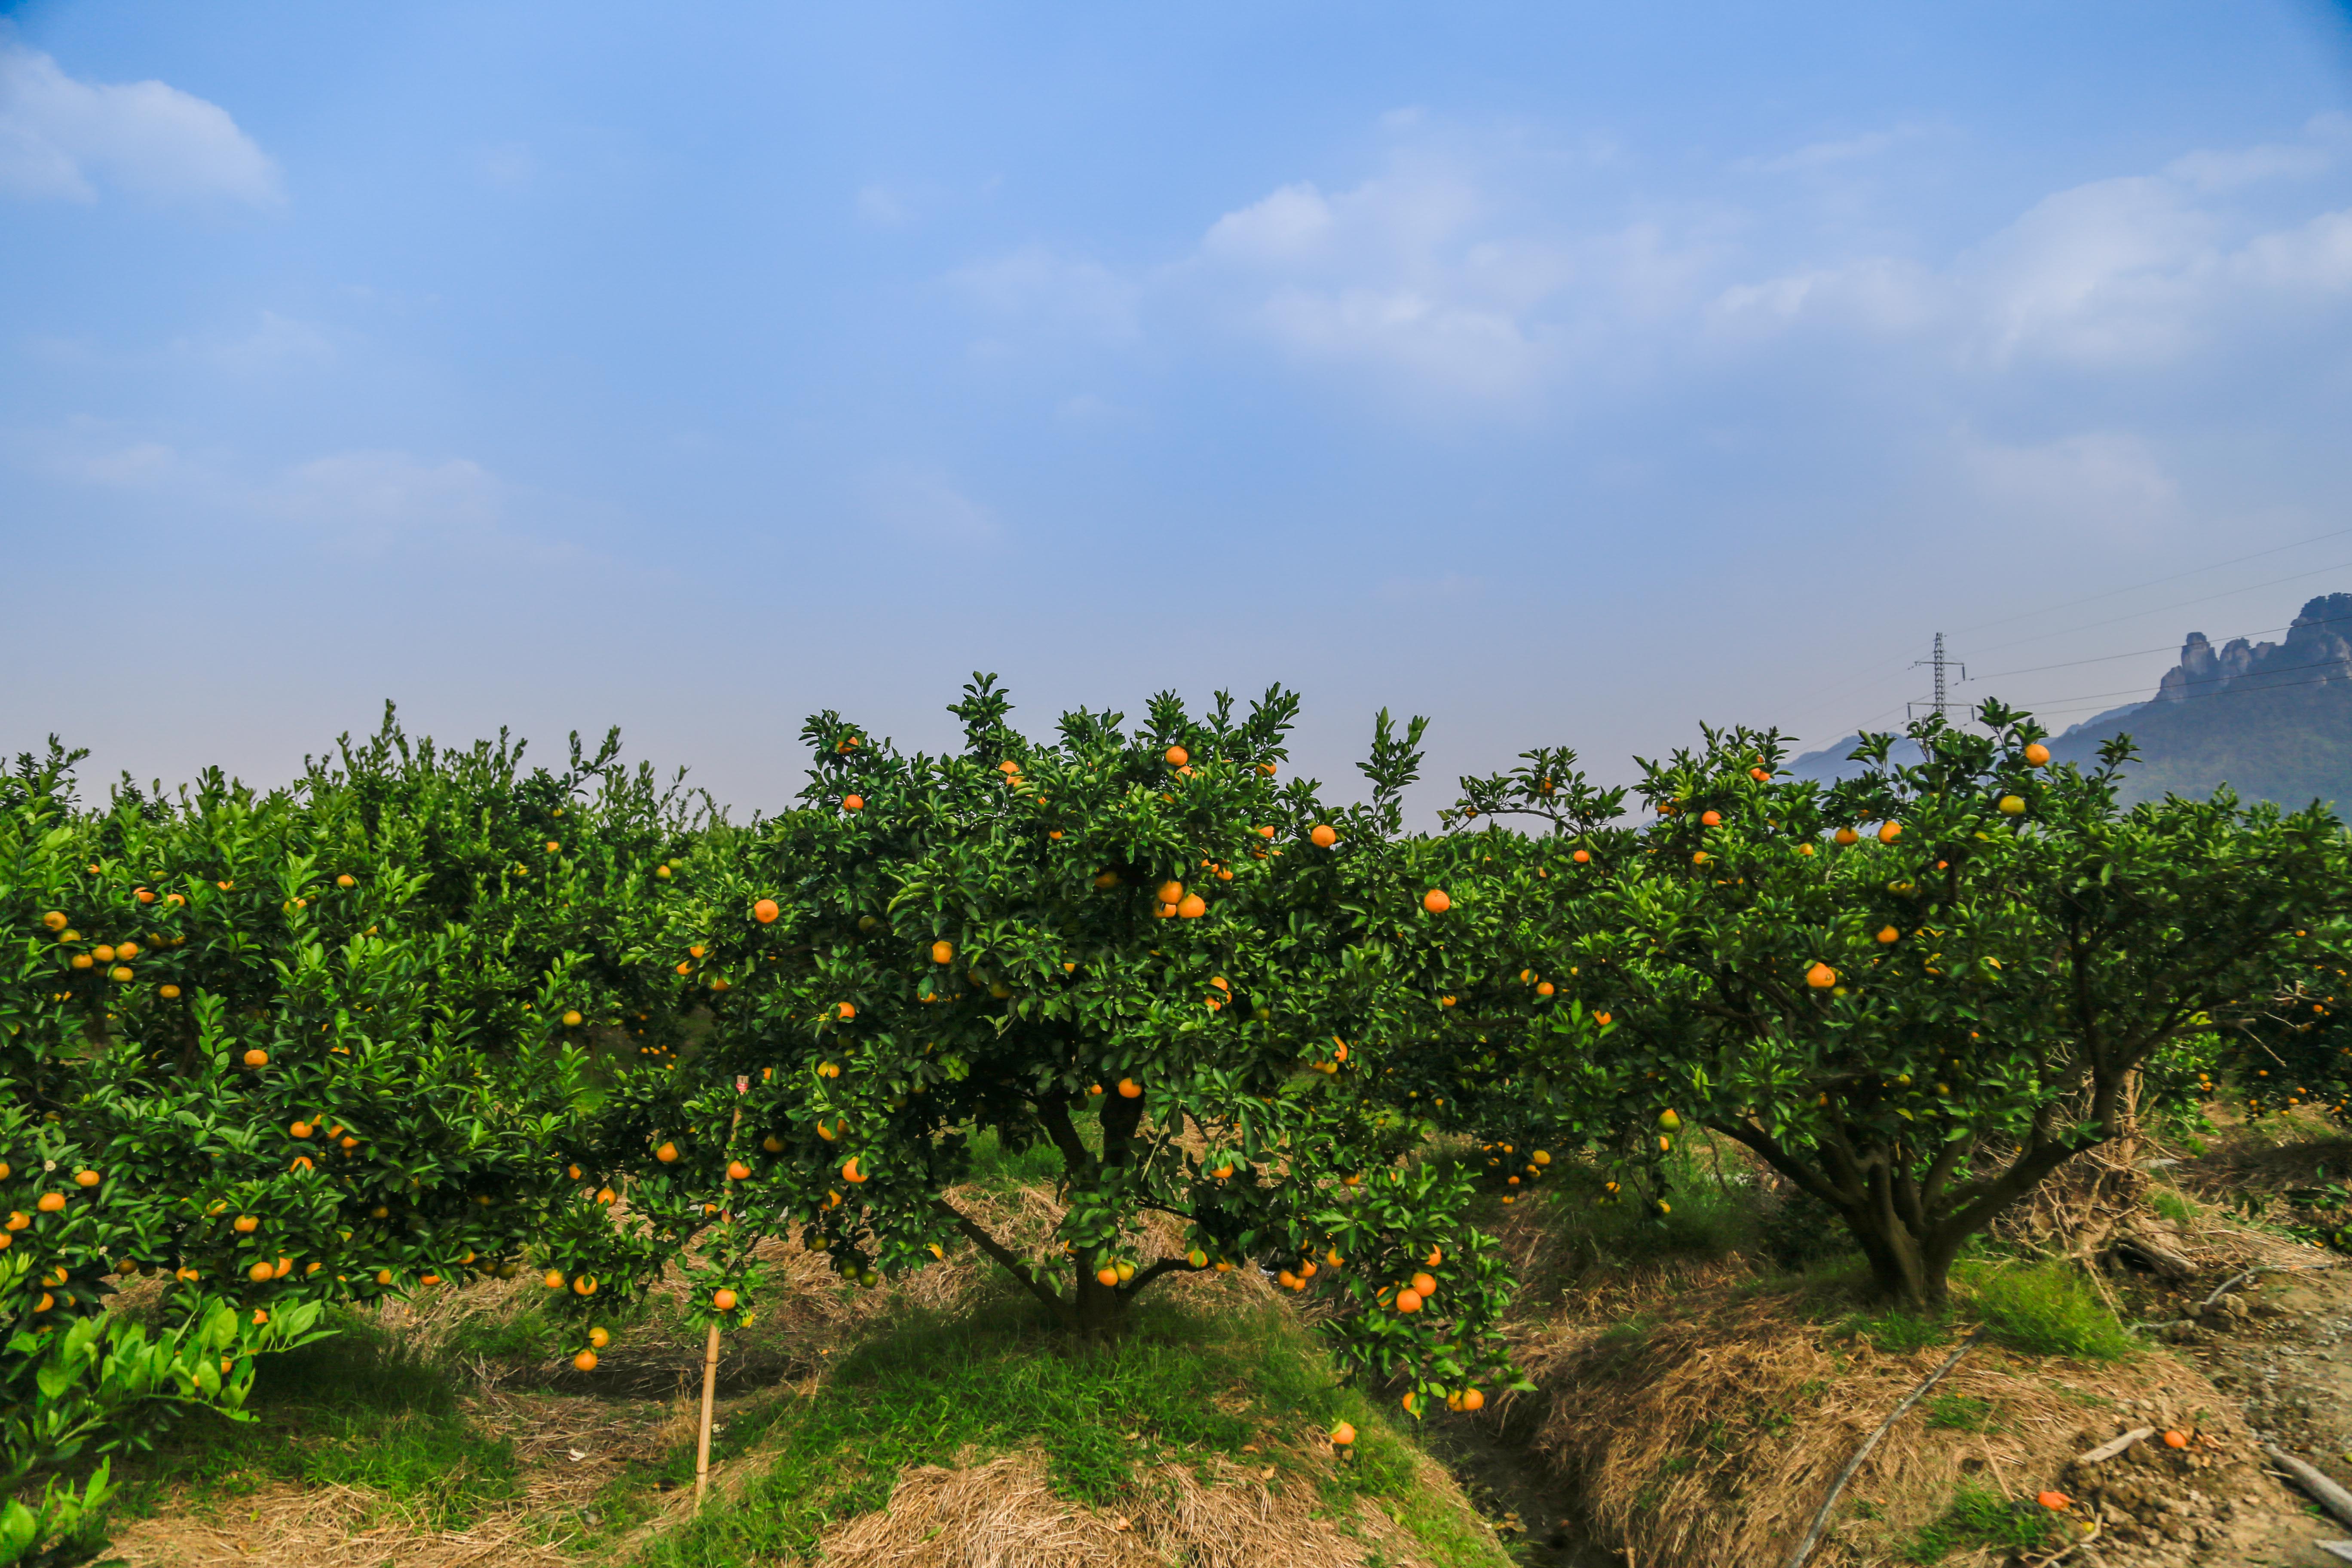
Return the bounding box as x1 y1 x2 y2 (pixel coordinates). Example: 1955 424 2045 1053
931 1197 1066 1320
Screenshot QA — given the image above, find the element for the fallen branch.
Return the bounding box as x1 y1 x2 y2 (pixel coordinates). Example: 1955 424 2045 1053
2073 1427 2155 1467
2200 1260 2344 1314
2265 1443 2352 1531
1785 1328 1988 1568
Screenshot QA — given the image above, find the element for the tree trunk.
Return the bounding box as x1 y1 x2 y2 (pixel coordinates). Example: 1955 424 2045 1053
1068 1264 1131 1337
1839 1198 1944 1308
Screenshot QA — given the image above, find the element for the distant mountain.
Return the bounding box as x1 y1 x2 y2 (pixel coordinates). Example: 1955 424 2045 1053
1785 734 1921 785
1790 594 2352 812
2045 593 2352 811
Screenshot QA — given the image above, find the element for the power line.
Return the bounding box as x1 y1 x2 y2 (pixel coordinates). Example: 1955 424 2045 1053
2030 666 2352 719
1966 627 2292 683
1964 557 2352 658
1946 524 2352 637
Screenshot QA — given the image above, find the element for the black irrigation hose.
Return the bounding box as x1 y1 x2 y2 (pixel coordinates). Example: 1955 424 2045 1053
1785 1328 1989 1568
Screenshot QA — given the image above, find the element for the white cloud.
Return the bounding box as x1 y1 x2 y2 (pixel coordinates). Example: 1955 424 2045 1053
1187 156 1590 401
861 469 999 547
1712 116 2352 369
856 184 913 227
0 43 280 207
952 246 1139 344
270 452 502 551
186 310 336 374
1741 124 1932 175
479 141 536 189
1960 430 2180 537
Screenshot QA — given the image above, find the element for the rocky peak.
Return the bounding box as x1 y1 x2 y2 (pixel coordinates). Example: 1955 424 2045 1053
2154 594 2352 702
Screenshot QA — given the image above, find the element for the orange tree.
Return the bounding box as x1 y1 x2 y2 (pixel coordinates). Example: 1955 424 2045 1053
533 678 1523 1406
2 720 690 1558
1513 705 2347 1306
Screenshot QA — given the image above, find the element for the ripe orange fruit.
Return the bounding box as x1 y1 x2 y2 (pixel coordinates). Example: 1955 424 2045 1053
1400 1392 1419 1414
1330 1421 1356 1446
931 940 955 964
1410 1271 1437 1296
1095 1265 1121 1287
1422 889 1451 914
655 1141 680 1163
714 1288 738 1311
754 898 780 923
1572 848 1591 864
1158 880 1184 904
1701 811 1721 827
1165 745 1189 766
574 1349 599 1372
73 1169 98 1188
727 1160 751 1180
1535 981 1555 996
242 1048 268 1069
2036 1491 2070 1511
159 984 181 999
1750 767 1770 782
543 1269 566 1289
1176 893 1207 918
1212 1163 1233 1179
1118 1077 1142 1099
573 1275 599 1295
2024 742 2051 767
1310 824 1338 848
841 1157 866 1183
562 1010 583 1026
1834 827 1859 846
2162 1429 2190 1448
1878 821 1902 844
836 1002 856 1020
233 1214 258 1234
1395 1288 1424 1314
337 873 355 888
1806 962 1837 989
247 1260 274 1283
1997 795 2025 816
1876 927 1899 944
1460 1387 1485 1411
842 795 864 812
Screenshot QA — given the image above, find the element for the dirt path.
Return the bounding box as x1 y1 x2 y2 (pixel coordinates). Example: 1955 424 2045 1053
2162 1267 2352 1565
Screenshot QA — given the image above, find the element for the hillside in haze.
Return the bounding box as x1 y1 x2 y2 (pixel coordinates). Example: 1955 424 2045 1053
1791 594 2352 812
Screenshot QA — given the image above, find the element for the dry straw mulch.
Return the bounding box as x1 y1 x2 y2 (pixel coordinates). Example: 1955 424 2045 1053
106 1176 1289 1567
814 1447 1462 1568
1510 1283 2292 1567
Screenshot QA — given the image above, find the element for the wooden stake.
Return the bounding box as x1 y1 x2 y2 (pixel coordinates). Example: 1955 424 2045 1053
694 1078 750 1512
694 1318 722 1507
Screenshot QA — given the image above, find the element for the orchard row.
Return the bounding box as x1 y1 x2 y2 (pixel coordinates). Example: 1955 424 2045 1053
4 683 2346 1558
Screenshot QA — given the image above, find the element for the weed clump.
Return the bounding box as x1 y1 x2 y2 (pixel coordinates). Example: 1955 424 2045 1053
1960 1262 2137 1360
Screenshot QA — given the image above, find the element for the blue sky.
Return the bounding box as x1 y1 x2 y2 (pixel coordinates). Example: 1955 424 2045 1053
6 1 2352 814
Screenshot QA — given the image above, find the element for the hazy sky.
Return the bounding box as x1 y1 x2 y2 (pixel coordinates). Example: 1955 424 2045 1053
6 1 2352 815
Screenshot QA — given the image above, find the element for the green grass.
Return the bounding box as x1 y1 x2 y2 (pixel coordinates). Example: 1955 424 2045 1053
1836 1308 1951 1354
625 1290 1508 1568
1959 1261 2138 1360
1529 1137 1781 1274
2149 1189 2199 1226
1902 1480 2061 1562
963 1125 1072 1187
442 1298 564 1360
116 1308 520 1531
1922 1393 1998 1432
